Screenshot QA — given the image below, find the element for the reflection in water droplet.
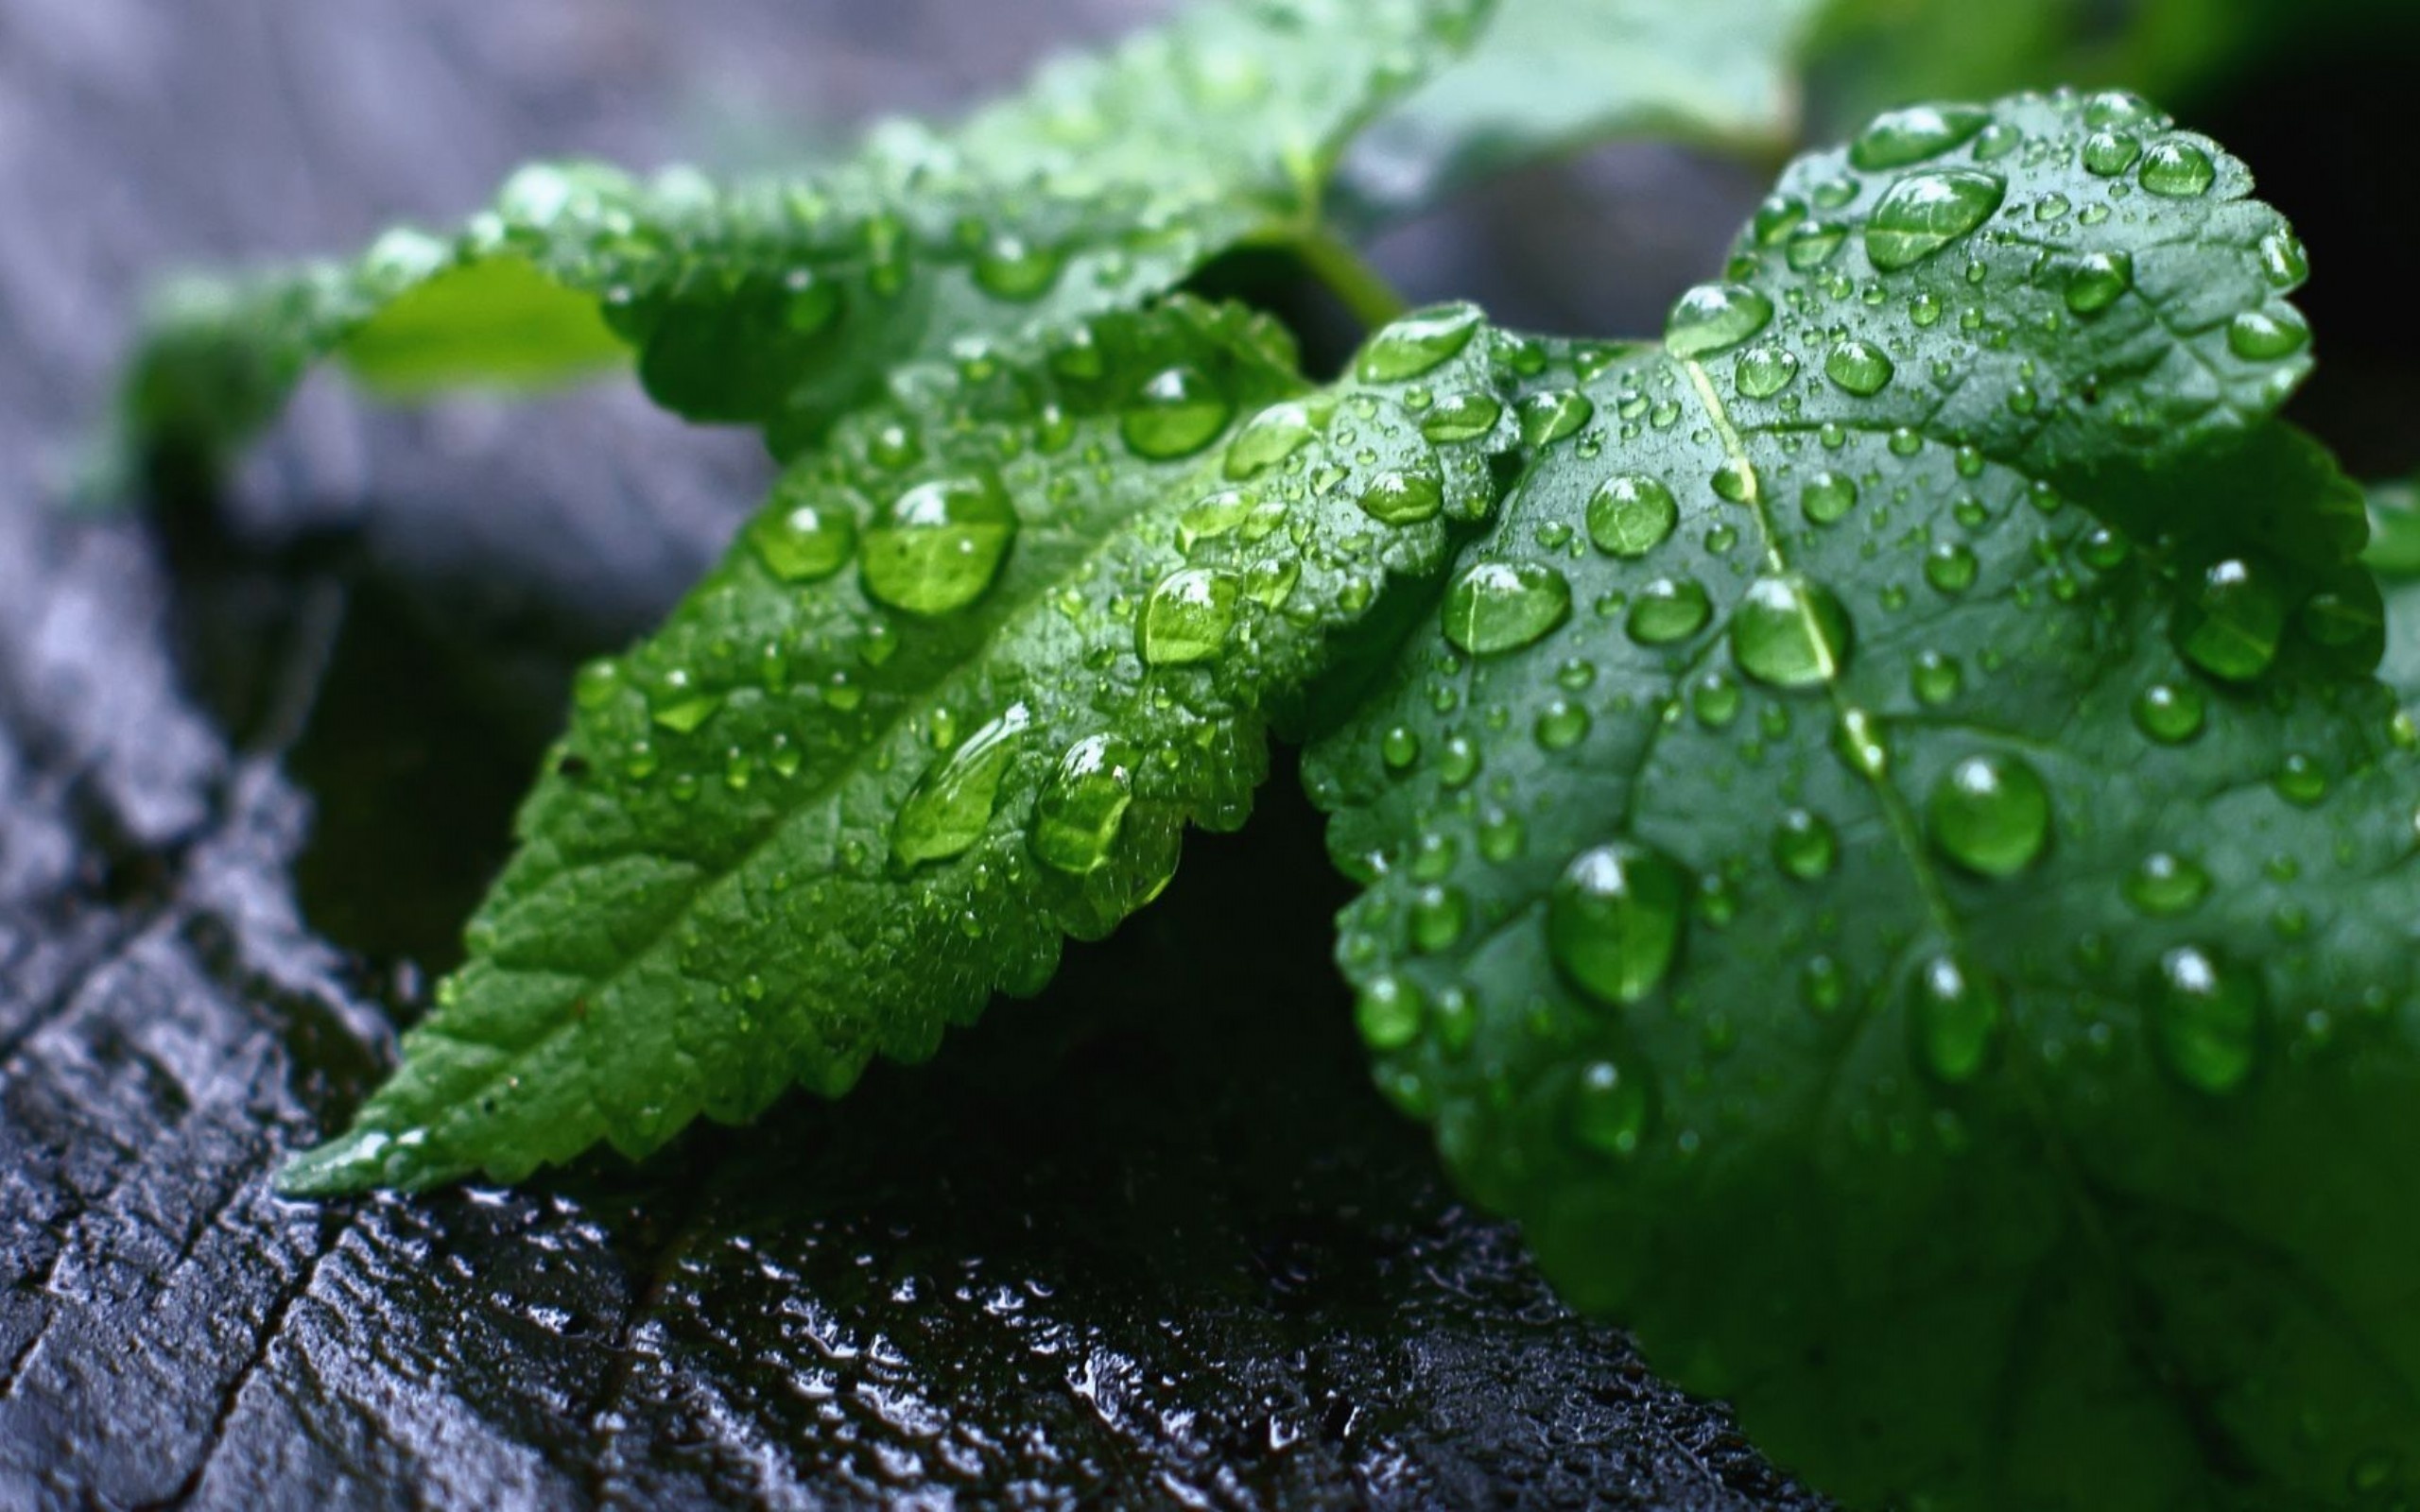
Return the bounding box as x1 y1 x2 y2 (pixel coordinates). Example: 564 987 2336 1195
1927 753 2051 876
1517 388 1594 446
861 473 1018 613
2150 946 2260 1094
1736 345 1800 398
971 235 1064 301
2081 129 2141 177
1865 170 2006 272
1031 733 1139 875
1356 975 1425 1050
1443 561 1572 655
894 704 1031 867
1549 841 1688 1006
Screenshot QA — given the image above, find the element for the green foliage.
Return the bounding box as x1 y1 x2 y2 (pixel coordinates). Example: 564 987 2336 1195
111 0 2420 1505
1307 90 2416 1509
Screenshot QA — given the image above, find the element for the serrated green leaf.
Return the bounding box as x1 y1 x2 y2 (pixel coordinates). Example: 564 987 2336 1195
118 0 1491 476
1342 0 1827 216
1307 91 2419 1509
279 293 1507 1194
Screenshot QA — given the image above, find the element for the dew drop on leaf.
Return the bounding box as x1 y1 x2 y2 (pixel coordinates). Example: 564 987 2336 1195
1824 339 1896 395
861 473 1018 614
1664 283 1775 358
2064 251 2134 315
1358 469 1444 524
1627 576 1713 644
1137 567 1240 665
1911 649 1962 705
893 703 1031 868
1924 541 1979 594
1927 753 2051 876
1910 952 2001 1084
1030 733 1138 876
1221 400 1320 480
1119 365 1233 459
1356 301 1483 383
1569 1057 1651 1157
1355 974 1424 1051
2133 681 2207 744
1772 809 1839 881
1516 388 1594 446
2081 129 2142 177
1586 475 1679 558
2138 139 2218 198
2150 945 2262 1094
1443 560 1572 655
2173 558 2285 682
1731 575 1853 689
2126 851 2211 916
1548 840 1688 1006
970 234 1064 301
1421 390 1502 443
1864 169 2007 272
1850 103 1992 171
2226 308 2311 361
1735 344 1800 397
747 497 858 583
1801 470 1858 524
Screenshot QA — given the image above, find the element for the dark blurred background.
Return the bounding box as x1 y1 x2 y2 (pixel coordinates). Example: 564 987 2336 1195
1 1 2415 1507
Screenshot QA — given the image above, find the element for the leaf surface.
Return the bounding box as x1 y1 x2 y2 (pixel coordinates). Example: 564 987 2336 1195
282 294 1505 1193
1307 90 2420 1509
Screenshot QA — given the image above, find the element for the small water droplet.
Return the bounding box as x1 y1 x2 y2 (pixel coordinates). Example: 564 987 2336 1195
1409 885 1469 953
2257 229 2308 289
1910 953 2001 1083
2226 308 2310 361
1138 567 1240 665
1569 1058 1651 1156
1927 753 2051 876
1785 222 1848 271
862 473 1019 614
1587 475 1679 558
1824 339 1895 396
1802 471 1858 524
893 704 1031 867
971 234 1064 301
748 495 858 582
1443 561 1572 655
1732 575 1853 689
1666 283 1774 358
2126 851 2210 916
1851 103 1992 170
2273 752 2329 807
1356 975 1425 1050
1772 809 1838 881
2133 682 2206 743
1911 649 1962 705
1536 697 1592 751
1031 733 1138 875
1548 840 1688 1006
1357 301 1484 382
1924 541 1979 594
1359 469 1444 524
1627 577 1713 644
2149 946 2261 1094
1865 170 2007 272
1120 366 1233 459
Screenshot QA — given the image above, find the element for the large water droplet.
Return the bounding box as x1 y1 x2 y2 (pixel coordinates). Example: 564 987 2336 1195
2226 308 2310 361
1359 470 1444 524
1443 561 1571 655
1355 975 1425 1051
1736 344 1800 398
1772 809 1839 881
1138 567 1240 665
1865 170 2007 272
1517 388 1594 446
893 703 1031 867
2150 946 2261 1094
1851 103 1992 170
1665 283 1774 359
1569 1057 1651 1157
1927 753 2051 876
1802 471 1858 524
1120 366 1233 459
2064 251 2134 315
1628 577 1712 644
1910 953 2000 1083
1732 575 1853 689
747 494 858 582
1031 733 1138 875
1586 475 1679 558
2174 558 2284 682
971 234 1064 301
1548 841 1688 1006
1824 340 1896 396
1357 301 1484 382
1222 400 1320 480
2137 139 2217 198
861 473 1018 614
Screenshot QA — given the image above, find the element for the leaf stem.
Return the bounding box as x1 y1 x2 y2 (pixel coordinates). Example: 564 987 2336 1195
1293 226 1409 331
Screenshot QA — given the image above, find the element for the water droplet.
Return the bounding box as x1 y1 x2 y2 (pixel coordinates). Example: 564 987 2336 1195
574 660 624 711
1665 283 1774 358
1924 541 1979 594
1824 339 1896 396
1852 103 1992 171
1409 885 1469 953
1627 577 1712 644
1711 459 1757 504
1772 809 1838 881
971 234 1064 301
1381 725 1420 771
1357 301 1484 382
1802 471 1858 524
1569 1058 1651 1156
2149 946 2261 1094
1443 561 1572 655
1927 753 2051 876
1120 366 1233 459
2082 129 2142 177
1536 697 1591 751
2257 229 2308 288
2084 90 2163 129
893 704 1030 867
1517 388 1594 446
861 473 1019 614
2274 752 2329 807
2126 851 2210 916
1587 475 1679 558
1910 953 2001 1084
1548 841 1688 1006
2138 139 2217 198
1785 222 1848 271
1736 344 1800 398
2133 682 2206 744
1356 975 1424 1050
1031 734 1138 875
2064 251 2134 315
1732 575 1853 689
2226 308 2310 361
1802 955 1848 1016
2174 558 2284 682
1358 469 1445 525
747 495 858 582
1222 400 1320 480
1865 170 2006 272
1911 649 1962 705
1422 391 1503 443
1138 567 1240 665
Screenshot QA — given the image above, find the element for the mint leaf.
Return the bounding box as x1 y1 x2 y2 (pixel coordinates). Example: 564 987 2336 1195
1307 91 2419 1507
280 294 1504 1194
1343 0 1827 216
119 0 1490 476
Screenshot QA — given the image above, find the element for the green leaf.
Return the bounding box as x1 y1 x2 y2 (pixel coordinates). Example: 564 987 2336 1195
279 293 1505 1194
118 0 1491 474
1341 0 1827 216
1306 91 2419 1509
